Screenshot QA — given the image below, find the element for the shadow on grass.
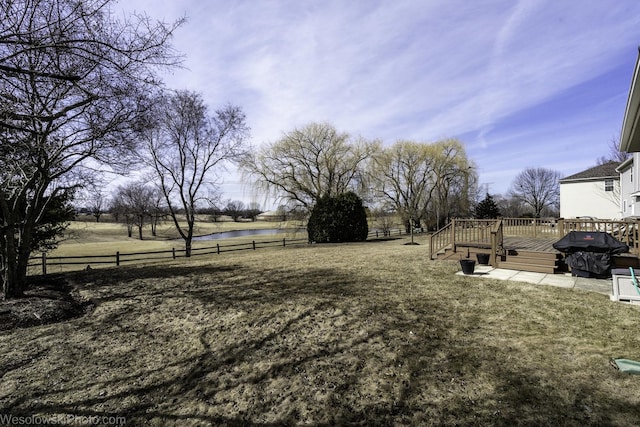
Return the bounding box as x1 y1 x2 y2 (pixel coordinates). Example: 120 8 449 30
2 262 640 425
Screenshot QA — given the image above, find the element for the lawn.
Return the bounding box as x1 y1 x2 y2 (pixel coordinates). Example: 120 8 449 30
3 237 640 425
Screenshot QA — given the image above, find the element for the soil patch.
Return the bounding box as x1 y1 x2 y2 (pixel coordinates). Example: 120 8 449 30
0 274 93 330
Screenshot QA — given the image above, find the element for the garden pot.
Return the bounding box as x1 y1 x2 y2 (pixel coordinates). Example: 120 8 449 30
460 259 476 275
476 253 490 265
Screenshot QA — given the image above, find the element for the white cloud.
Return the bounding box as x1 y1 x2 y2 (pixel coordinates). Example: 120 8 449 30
118 0 640 201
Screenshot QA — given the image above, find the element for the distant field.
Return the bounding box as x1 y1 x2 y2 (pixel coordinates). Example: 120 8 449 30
5 240 640 425
51 217 310 257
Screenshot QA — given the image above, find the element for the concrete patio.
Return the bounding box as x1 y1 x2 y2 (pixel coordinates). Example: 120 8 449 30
456 264 612 295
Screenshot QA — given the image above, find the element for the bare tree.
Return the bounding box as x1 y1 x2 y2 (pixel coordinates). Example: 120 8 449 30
89 192 106 223
370 139 474 232
110 192 135 238
509 167 561 217
0 0 181 298
224 200 245 222
245 202 262 222
142 91 249 256
494 194 526 218
430 140 477 228
112 183 157 240
597 134 630 165
148 188 166 237
241 122 379 210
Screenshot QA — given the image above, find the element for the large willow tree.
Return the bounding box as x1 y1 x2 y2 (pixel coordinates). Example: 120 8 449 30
241 122 379 211
0 0 181 298
370 139 475 231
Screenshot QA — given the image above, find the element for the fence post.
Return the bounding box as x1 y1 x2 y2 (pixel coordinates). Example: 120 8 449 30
283 238 286 247
172 248 176 260
252 240 256 250
41 252 47 275
116 251 120 266
217 243 220 254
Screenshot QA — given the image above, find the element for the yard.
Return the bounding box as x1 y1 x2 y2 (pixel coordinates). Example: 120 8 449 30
2 234 640 425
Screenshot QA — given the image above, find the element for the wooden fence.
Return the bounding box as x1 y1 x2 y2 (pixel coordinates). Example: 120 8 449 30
28 229 406 275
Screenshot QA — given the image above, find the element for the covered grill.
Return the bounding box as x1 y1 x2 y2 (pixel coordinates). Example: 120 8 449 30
552 231 629 278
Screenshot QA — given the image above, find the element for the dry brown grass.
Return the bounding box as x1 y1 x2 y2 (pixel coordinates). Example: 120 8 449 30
3 239 640 426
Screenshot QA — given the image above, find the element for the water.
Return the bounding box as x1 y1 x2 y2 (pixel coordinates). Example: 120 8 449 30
192 228 305 241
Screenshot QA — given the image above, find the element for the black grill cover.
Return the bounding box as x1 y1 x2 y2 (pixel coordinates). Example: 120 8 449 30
552 231 629 254
564 252 612 276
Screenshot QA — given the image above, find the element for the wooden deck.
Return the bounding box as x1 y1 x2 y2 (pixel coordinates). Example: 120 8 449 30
503 237 559 253
430 218 640 273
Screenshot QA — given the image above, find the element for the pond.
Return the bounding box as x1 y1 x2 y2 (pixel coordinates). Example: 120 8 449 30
192 228 306 241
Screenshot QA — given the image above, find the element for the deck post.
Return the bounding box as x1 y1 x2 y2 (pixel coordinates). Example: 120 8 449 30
489 219 502 267
451 218 456 254
429 234 434 260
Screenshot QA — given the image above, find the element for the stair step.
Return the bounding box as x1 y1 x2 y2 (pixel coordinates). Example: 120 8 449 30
504 256 559 267
497 261 557 274
506 249 561 260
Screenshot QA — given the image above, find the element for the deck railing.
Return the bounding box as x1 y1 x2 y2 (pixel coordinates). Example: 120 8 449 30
501 218 559 238
558 218 639 254
429 222 452 260
429 219 496 260
430 217 640 260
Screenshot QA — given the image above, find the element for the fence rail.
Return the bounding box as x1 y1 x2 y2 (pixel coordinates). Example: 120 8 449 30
28 229 406 275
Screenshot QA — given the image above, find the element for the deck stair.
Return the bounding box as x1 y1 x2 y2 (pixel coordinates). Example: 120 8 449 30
497 249 562 274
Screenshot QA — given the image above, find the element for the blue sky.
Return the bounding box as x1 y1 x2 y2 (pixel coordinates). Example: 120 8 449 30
120 0 640 208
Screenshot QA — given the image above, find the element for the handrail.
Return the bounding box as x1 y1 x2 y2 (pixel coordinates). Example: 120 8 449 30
429 222 453 260
489 219 503 267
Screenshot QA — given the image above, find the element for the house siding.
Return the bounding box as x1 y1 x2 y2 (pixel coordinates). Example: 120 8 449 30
559 180 620 219
619 152 640 218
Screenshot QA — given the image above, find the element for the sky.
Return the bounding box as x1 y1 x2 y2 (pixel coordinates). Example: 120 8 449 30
118 0 640 209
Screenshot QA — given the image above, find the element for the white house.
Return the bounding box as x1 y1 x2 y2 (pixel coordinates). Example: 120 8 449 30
617 48 640 217
620 48 640 153
559 161 621 219
617 154 640 218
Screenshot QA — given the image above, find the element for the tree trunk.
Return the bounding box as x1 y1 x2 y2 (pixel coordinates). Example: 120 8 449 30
1 209 25 299
138 225 143 240
151 218 157 236
185 238 192 257
2 264 24 299
127 224 132 238
1 221 30 300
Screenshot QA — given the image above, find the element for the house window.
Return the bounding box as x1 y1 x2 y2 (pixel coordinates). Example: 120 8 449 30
624 200 627 213
605 179 614 192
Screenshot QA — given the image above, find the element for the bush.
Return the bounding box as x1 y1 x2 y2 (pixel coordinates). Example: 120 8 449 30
307 192 369 243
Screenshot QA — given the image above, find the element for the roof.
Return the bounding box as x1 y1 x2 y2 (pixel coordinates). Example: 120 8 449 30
560 161 620 183
620 47 640 152
616 156 634 172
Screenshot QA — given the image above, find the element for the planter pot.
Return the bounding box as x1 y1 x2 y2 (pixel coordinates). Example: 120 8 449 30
476 253 490 265
460 259 476 275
